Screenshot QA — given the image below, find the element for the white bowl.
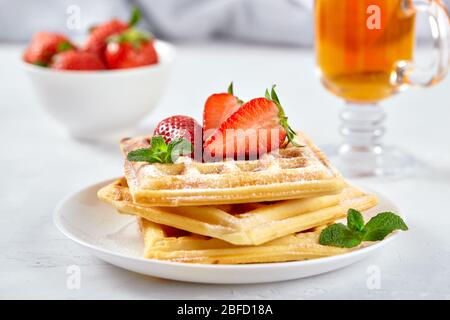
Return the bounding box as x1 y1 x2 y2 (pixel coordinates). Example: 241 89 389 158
22 40 175 140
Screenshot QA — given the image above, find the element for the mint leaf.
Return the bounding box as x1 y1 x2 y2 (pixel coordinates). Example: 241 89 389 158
347 208 365 232
319 223 362 248
168 139 193 162
363 212 408 241
127 136 192 164
150 136 167 151
127 148 156 162
319 209 408 248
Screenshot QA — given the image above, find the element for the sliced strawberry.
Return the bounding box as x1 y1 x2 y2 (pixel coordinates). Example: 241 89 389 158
50 51 106 70
23 32 75 66
202 83 243 141
153 115 202 161
203 86 297 161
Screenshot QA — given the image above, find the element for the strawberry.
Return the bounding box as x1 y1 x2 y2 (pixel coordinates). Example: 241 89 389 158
84 20 128 57
202 82 243 141
153 115 202 160
203 86 297 161
104 29 158 69
23 32 75 66
50 51 105 70
84 7 141 58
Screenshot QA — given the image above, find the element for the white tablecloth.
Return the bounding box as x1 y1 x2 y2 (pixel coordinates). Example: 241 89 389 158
1 43 449 299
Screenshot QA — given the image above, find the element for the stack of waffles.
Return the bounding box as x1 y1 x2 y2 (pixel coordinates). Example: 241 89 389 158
98 132 378 264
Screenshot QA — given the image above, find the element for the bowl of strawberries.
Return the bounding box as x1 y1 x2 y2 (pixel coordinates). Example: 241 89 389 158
22 8 175 140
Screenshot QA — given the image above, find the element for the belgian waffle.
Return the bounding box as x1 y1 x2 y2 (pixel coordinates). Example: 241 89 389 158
138 218 350 264
98 178 378 246
120 131 346 206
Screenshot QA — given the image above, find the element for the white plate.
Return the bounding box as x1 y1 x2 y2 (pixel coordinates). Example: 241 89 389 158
54 179 404 284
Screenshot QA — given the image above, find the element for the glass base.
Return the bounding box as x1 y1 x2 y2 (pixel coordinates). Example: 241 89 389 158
323 143 417 178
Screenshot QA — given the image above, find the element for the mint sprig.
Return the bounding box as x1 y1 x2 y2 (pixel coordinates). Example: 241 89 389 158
319 209 408 248
127 136 192 164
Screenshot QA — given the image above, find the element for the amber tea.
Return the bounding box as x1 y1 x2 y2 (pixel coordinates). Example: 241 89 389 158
315 0 416 102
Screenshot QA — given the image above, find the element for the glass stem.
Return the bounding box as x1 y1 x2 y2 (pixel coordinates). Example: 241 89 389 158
340 102 386 150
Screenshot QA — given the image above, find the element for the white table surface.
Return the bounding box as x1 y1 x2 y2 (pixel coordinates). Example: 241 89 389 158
1 43 449 300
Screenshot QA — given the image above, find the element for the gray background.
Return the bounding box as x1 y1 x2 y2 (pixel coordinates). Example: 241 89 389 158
1 0 448 45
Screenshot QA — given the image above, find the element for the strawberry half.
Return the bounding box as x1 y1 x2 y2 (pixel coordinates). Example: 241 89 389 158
203 86 297 161
23 32 75 66
202 82 243 141
153 115 203 161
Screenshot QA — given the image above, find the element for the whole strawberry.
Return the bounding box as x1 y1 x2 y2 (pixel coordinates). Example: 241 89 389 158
50 51 105 71
105 29 158 69
203 82 242 141
203 86 298 161
153 115 202 161
23 32 74 66
84 7 141 58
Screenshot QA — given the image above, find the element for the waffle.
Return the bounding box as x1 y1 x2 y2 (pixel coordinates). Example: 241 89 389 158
138 218 350 264
98 178 378 246
120 131 346 206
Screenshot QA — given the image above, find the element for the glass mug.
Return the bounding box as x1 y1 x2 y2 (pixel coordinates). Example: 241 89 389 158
315 0 449 177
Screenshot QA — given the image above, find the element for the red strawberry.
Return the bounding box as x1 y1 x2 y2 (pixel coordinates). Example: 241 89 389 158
84 19 128 57
202 82 243 141
104 29 158 69
23 32 75 66
84 7 141 57
50 51 105 70
153 115 202 160
203 86 297 161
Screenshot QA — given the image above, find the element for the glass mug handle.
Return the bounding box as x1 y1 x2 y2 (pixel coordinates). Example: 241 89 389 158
393 0 450 87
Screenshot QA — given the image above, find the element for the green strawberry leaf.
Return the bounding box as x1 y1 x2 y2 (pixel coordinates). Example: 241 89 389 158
363 212 408 241
227 82 243 104
107 28 151 49
129 6 141 27
57 41 73 53
265 85 301 147
319 223 363 248
32 61 47 67
228 82 234 95
347 208 365 232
